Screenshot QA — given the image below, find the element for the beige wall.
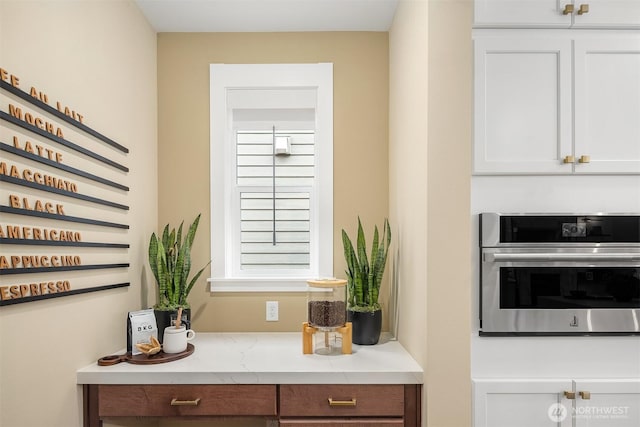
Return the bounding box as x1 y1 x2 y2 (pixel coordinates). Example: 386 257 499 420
0 1 157 427
157 32 389 332
425 1 473 426
389 0 429 365
390 1 472 426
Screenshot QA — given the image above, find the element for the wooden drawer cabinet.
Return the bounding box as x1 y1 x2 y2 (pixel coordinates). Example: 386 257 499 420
97 384 277 417
84 384 420 427
280 385 405 417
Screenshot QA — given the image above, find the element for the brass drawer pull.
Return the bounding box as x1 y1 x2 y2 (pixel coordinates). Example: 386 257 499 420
328 397 357 407
579 391 591 400
562 4 575 15
564 391 576 399
170 398 201 406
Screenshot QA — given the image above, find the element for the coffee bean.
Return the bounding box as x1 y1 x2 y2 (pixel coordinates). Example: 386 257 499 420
308 300 346 328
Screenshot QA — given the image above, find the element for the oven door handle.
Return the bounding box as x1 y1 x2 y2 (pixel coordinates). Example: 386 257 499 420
485 253 640 262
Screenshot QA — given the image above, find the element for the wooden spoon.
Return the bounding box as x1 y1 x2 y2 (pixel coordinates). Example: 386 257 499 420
175 307 182 329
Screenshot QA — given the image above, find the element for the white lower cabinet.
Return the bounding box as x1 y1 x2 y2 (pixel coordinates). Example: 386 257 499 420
573 380 640 427
474 379 573 427
474 379 640 427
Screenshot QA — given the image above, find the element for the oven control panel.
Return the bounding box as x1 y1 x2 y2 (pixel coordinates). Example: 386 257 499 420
561 222 587 238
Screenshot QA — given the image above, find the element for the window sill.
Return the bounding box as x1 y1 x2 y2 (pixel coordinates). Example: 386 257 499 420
208 278 330 293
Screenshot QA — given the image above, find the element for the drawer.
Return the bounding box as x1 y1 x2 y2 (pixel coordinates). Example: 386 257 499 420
98 384 277 417
279 385 404 417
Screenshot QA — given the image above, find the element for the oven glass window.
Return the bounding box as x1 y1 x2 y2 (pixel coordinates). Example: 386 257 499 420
500 267 640 309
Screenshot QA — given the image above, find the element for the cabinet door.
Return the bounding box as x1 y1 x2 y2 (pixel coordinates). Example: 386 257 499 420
573 379 640 426
474 37 573 174
475 1 640 29
574 38 640 174
474 0 572 28
473 379 574 427
571 1 640 29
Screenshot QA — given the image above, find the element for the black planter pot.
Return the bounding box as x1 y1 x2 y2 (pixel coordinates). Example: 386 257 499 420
348 309 382 345
154 308 191 344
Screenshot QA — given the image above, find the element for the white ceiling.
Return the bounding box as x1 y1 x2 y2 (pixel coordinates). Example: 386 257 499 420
135 0 399 32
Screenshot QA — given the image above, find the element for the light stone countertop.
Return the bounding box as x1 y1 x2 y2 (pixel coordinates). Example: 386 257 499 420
77 332 424 385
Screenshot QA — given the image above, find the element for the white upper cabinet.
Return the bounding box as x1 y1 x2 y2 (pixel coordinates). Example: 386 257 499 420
573 38 640 174
474 32 640 174
475 0 640 29
474 36 572 174
475 0 573 28
573 1 640 28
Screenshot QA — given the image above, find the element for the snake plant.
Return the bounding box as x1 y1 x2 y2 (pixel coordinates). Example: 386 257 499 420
342 217 391 312
148 214 210 310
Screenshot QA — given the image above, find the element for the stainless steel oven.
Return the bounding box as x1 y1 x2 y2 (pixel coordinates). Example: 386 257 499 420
479 213 640 335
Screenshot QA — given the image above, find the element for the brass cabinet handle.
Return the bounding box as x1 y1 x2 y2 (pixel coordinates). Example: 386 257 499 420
578 4 590 15
328 397 357 406
579 391 591 400
563 4 575 15
563 155 575 164
564 391 576 399
578 155 590 163
170 398 201 406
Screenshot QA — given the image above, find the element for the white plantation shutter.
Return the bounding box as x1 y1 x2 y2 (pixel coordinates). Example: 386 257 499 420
209 63 333 291
236 131 315 187
236 131 314 272
240 192 311 269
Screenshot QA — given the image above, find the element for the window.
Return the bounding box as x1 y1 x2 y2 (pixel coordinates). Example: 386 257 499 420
209 64 333 291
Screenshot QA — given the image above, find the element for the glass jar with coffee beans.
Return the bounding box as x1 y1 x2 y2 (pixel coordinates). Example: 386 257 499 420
307 279 347 355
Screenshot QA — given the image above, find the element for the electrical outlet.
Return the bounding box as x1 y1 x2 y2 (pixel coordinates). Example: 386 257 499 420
266 301 279 321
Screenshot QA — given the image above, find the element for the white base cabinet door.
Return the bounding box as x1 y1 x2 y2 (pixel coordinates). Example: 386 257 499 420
474 379 640 427
474 379 574 427
573 379 640 426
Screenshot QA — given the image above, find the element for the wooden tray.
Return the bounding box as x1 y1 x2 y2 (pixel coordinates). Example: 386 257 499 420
98 343 194 366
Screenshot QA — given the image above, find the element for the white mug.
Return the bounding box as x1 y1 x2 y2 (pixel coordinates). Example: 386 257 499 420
162 326 195 354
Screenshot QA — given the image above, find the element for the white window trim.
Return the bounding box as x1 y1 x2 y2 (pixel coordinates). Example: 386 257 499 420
209 63 333 292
